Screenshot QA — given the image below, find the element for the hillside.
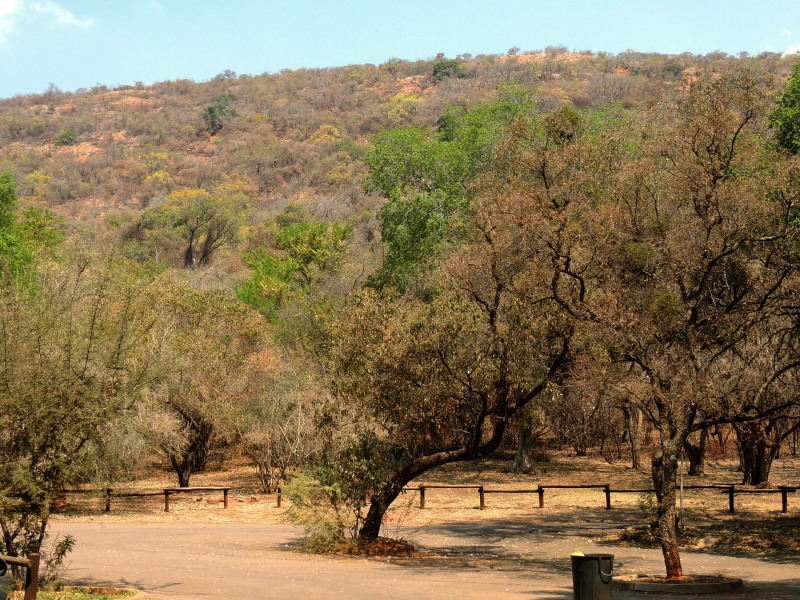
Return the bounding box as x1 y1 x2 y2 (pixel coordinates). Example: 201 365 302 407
1 50 796 230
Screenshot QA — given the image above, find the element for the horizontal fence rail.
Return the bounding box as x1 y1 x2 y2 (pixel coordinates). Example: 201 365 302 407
721 485 797 513
62 481 799 515
402 483 798 513
163 487 231 512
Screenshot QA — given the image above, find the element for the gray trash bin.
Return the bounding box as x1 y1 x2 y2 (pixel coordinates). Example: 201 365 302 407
571 553 613 600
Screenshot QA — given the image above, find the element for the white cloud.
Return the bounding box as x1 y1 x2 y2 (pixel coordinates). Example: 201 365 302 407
784 43 800 56
0 0 22 44
784 28 793 37
30 1 95 29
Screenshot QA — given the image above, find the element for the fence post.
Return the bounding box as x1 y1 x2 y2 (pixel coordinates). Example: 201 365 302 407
537 486 544 509
104 488 112 512
164 490 170 513
728 486 735 513
277 487 282 508
780 487 789 514
604 484 611 510
24 553 39 600
479 486 485 510
419 485 426 509
223 489 229 509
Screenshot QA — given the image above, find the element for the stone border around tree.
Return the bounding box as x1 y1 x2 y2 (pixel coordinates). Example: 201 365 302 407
613 575 744 594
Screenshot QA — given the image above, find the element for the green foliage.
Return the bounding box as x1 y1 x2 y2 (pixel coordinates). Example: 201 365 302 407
39 534 76 588
237 213 350 320
0 172 63 282
364 95 535 291
54 128 78 146
202 94 237 134
274 221 350 284
236 249 298 317
771 63 800 154
18 207 65 258
368 191 466 291
623 241 659 275
432 59 463 80
663 60 684 77
283 434 398 549
0 171 15 230
131 186 247 267
364 126 470 201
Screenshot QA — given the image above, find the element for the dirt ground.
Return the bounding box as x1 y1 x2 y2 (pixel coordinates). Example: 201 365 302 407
50 451 800 599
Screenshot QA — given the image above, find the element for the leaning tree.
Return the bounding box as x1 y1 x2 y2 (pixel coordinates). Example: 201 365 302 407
330 105 608 539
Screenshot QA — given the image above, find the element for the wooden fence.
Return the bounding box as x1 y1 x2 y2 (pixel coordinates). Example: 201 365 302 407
64 482 798 514
0 553 39 600
402 483 798 513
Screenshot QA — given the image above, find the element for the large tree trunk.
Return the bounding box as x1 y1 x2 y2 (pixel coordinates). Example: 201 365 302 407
360 480 407 539
170 454 192 488
684 427 708 476
360 418 512 539
651 451 683 579
735 423 779 486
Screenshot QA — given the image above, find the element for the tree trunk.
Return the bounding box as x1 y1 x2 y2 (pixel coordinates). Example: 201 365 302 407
510 413 535 473
171 454 192 487
712 425 729 456
189 419 213 473
651 450 683 579
684 427 708 476
623 403 643 470
359 417 512 539
735 423 778 486
360 481 406 540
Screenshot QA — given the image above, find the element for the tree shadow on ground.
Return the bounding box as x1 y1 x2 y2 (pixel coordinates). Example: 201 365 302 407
603 515 800 565
378 509 800 595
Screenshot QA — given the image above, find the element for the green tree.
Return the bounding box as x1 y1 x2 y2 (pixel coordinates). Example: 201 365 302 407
54 128 78 146
0 172 62 282
363 93 535 291
432 59 463 80
0 172 31 278
131 185 247 268
202 93 237 134
237 213 350 320
0 259 159 562
771 62 800 153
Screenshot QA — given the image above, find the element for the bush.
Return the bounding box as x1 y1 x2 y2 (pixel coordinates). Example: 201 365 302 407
432 60 462 80
283 434 397 550
55 128 78 146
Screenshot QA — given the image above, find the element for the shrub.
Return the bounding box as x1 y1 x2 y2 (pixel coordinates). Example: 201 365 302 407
54 128 78 146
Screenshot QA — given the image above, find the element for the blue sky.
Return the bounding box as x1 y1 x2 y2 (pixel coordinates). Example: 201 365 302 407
1 0 799 98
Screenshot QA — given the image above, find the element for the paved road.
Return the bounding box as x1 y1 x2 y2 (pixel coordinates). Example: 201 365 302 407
51 522 800 599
